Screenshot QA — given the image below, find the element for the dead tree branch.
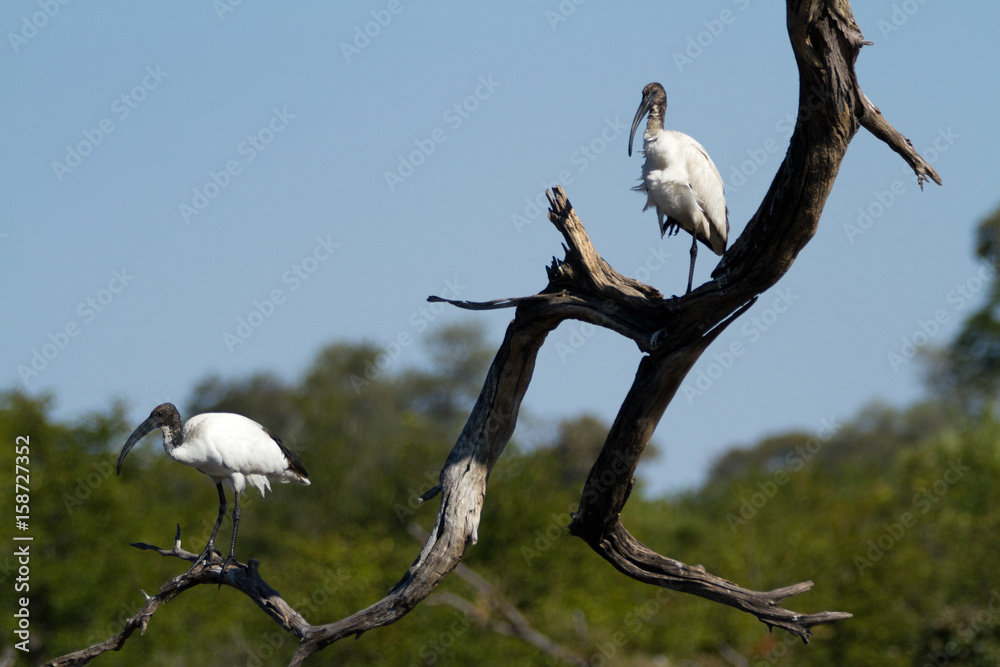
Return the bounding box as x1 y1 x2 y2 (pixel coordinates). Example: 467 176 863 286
44 526 311 667
48 0 938 664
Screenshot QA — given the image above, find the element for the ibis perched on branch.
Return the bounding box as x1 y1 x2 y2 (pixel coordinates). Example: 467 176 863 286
117 403 310 575
629 81 729 294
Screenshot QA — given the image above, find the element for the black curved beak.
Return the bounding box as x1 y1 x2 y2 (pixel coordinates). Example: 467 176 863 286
117 415 159 475
628 90 655 158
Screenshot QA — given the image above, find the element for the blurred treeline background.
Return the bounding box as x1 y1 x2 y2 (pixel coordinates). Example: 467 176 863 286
4 206 1000 666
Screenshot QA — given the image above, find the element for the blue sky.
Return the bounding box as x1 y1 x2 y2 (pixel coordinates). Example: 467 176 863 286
2 2 998 496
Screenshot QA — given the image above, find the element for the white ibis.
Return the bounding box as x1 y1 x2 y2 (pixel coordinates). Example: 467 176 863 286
629 81 729 294
117 403 310 575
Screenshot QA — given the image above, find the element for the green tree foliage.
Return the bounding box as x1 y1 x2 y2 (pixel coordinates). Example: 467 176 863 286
4 321 1000 665
924 204 1000 410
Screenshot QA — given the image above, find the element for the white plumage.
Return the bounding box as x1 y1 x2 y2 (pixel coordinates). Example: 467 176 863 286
629 81 729 294
172 413 307 495
117 402 309 575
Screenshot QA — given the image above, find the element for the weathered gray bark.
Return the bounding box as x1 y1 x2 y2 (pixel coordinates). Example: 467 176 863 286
47 1 940 665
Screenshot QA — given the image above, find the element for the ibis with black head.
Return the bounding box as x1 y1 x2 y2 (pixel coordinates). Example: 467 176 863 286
117 403 310 576
629 81 729 294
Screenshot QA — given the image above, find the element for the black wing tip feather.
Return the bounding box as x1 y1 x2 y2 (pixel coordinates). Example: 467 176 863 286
262 425 310 480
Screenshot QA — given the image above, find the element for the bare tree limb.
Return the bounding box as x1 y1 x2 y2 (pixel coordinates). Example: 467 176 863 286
858 90 942 189
44 527 311 667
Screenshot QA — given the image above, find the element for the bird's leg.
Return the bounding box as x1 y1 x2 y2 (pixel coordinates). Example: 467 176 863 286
686 235 698 295
191 483 226 570
220 491 241 578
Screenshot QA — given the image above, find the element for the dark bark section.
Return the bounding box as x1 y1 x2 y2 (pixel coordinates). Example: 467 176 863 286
47 1 940 664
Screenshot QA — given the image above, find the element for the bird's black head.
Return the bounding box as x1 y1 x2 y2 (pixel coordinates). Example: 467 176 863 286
629 82 668 157
117 403 182 476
